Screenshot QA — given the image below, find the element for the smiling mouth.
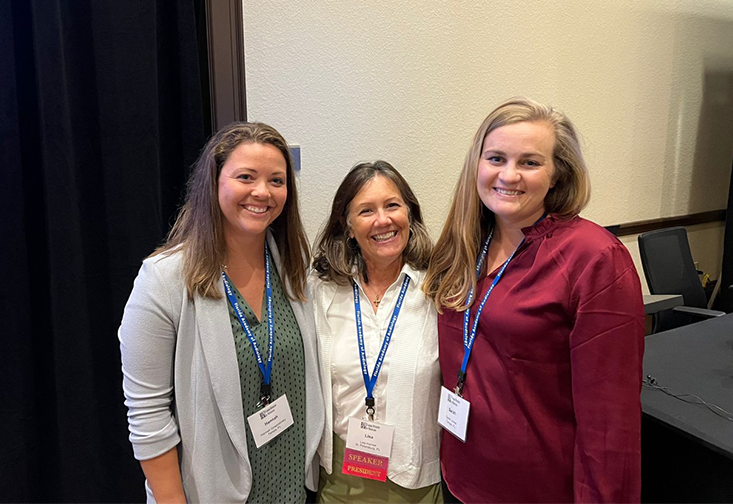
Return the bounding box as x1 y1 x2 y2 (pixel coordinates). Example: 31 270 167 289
494 188 524 196
244 205 269 214
372 231 397 242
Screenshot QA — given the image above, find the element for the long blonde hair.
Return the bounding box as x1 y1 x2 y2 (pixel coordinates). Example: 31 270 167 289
424 97 590 311
152 122 310 300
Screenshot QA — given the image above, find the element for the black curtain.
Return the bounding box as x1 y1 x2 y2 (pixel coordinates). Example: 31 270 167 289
1 1 210 501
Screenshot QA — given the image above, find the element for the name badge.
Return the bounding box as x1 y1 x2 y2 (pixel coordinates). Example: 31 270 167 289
342 417 395 482
437 386 470 442
246 394 294 449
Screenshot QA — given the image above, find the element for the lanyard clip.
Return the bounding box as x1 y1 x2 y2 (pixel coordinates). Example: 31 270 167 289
365 397 376 421
257 382 272 408
454 370 466 397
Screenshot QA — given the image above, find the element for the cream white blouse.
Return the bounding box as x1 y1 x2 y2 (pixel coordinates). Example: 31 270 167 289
310 264 441 489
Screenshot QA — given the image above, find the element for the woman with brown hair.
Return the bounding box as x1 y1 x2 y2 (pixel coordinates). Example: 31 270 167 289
119 122 324 503
311 161 442 503
424 98 644 503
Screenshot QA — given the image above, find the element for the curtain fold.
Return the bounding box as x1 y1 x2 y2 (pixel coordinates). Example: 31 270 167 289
1 0 209 501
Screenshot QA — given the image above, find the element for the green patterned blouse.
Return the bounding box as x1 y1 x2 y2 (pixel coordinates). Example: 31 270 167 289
226 255 307 503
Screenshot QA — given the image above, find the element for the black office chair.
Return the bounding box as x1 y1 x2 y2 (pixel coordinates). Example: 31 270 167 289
638 226 725 333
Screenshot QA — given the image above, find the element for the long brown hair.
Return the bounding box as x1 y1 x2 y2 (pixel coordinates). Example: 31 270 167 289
313 161 432 284
152 122 310 300
424 97 590 311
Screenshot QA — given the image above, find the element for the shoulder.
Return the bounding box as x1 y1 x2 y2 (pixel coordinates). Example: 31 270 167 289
546 216 629 259
129 249 187 307
402 264 428 292
144 248 184 273
546 219 641 306
307 269 342 304
139 249 185 287
396 265 435 317
551 216 618 245
122 250 188 331
534 216 637 291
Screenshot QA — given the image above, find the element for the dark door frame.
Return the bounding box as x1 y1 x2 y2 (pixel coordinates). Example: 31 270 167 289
205 0 247 129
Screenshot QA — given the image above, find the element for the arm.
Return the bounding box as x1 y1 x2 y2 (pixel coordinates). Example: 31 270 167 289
140 447 186 503
119 258 185 501
569 244 645 503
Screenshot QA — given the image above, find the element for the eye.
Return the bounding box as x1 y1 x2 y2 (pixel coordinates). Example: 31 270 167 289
237 173 253 181
524 159 541 167
359 208 373 215
271 177 286 186
485 155 503 164
387 202 402 209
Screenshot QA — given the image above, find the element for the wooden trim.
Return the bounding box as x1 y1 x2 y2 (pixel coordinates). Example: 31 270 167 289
608 210 726 237
204 0 247 130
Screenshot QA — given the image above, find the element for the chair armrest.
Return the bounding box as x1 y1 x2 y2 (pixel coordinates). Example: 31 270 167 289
672 306 726 318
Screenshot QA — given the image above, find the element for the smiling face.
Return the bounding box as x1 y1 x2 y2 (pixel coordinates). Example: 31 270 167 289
217 142 288 243
477 120 556 230
347 175 410 271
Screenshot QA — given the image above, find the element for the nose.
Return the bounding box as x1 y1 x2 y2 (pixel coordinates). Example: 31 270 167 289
498 161 521 183
375 208 391 226
251 180 271 199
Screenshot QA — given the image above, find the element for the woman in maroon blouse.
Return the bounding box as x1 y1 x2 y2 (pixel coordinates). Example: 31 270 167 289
424 97 644 503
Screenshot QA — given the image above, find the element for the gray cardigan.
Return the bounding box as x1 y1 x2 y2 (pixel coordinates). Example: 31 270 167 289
119 233 324 503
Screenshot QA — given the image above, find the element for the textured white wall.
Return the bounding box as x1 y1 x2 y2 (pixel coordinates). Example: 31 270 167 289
242 0 733 284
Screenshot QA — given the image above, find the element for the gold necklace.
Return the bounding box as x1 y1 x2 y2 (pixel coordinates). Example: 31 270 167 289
363 282 387 306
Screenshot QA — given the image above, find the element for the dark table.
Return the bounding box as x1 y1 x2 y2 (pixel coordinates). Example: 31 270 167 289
641 314 733 502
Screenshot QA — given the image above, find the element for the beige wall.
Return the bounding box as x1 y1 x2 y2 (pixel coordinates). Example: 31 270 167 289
242 0 733 288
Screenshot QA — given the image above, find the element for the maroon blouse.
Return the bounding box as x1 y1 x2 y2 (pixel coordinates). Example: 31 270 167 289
439 215 644 503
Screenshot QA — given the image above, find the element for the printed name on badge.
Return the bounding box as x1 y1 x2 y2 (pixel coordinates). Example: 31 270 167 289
437 386 470 442
342 417 395 482
246 394 294 449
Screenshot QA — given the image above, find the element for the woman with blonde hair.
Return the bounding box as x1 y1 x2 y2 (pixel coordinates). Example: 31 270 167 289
312 161 442 503
425 98 644 503
119 122 324 503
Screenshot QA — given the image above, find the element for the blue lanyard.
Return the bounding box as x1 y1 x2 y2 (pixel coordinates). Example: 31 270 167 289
353 274 411 419
222 242 275 406
456 228 525 396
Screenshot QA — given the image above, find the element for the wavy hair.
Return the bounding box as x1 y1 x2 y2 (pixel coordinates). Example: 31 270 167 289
424 97 591 311
152 122 310 300
313 160 432 284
